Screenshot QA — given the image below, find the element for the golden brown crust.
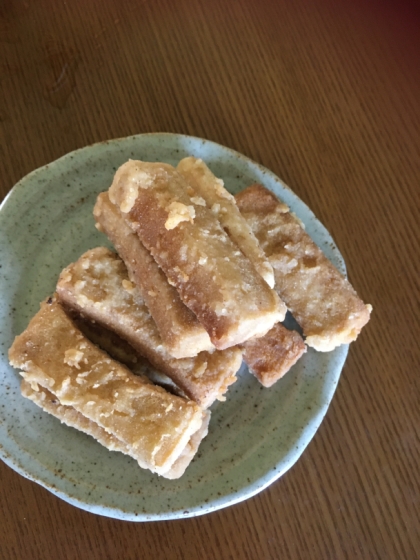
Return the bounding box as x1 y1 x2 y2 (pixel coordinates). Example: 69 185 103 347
163 409 211 479
21 379 135 456
241 323 306 387
21 379 210 479
235 184 372 351
9 300 206 477
176 157 275 288
93 192 213 358
56 247 241 408
70 316 189 399
107 161 286 349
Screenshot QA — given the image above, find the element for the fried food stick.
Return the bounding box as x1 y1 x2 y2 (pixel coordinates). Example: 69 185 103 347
9 300 208 478
56 247 241 408
21 380 210 480
107 161 286 349
235 184 372 351
94 192 214 359
176 157 274 288
241 323 306 387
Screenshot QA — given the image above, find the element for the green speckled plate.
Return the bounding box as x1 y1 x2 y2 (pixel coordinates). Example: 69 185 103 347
0 133 348 521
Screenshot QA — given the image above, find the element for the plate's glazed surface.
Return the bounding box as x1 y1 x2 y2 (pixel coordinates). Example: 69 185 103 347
0 133 348 520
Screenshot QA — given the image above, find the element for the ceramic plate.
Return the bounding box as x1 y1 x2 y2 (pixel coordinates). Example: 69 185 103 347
0 133 348 521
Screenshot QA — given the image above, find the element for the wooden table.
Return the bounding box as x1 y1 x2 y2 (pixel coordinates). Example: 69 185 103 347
1 1 419 558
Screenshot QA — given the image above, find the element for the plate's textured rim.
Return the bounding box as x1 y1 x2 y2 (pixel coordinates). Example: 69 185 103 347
0 133 348 521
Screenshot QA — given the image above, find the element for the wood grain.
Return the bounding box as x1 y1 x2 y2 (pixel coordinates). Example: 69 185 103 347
1 0 419 558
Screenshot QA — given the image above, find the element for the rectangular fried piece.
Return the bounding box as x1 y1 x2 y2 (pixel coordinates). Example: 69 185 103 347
235 184 372 351
94 192 214 358
241 323 306 387
9 300 207 478
107 160 286 349
56 247 242 408
21 380 210 479
176 157 275 288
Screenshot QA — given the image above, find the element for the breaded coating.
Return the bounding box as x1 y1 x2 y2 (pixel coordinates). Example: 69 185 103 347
56 247 241 408
176 157 275 287
9 301 207 478
241 323 306 387
21 380 210 480
94 192 213 358
235 184 372 351
71 316 189 399
107 161 286 349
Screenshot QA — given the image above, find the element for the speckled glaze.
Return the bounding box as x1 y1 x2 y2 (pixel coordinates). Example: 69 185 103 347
0 133 348 521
